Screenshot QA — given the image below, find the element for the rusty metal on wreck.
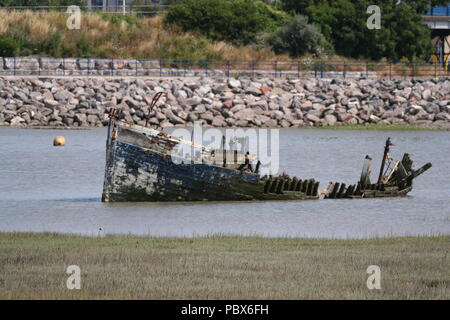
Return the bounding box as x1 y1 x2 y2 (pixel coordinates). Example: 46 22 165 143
101 94 432 203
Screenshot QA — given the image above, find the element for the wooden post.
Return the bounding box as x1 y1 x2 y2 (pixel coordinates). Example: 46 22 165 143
329 182 340 199
264 178 272 194
359 155 372 188
345 185 354 198
270 179 279 194
277 179 285 194
313 182 320 196
295 179 302 191
291 177 298 191
355 182 362 195
337 183 346 198
306 179 314 196
222 135 227 168
377 138 392 185
284 177 292 191
301 180 309 193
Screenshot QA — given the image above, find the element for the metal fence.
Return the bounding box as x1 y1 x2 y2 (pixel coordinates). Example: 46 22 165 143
0 4 170 14
1 57 449 79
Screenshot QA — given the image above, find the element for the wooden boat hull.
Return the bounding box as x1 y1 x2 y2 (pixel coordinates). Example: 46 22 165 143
101 116 430 202
101 121 319 202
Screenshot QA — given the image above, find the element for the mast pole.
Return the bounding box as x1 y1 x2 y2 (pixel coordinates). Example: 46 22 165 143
377 137 392 184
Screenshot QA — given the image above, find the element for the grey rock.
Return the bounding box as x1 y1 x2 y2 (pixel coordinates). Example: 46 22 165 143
197 113 213 125
272 110 284 120
422 89 432 100
44 99 59 108
228 79 241 89
306 114 321 123
435 112 450 121
324 114 337 126
74 113 87 123
14 91 28 102
10 116 25 126
425 103 440 114
234 109 256 121
245 86 261 96
407 105 424 115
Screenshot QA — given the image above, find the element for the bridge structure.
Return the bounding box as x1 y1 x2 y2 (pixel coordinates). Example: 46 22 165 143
423 6 450 69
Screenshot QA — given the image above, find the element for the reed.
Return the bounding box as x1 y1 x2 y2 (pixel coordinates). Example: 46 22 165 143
0 233 448 300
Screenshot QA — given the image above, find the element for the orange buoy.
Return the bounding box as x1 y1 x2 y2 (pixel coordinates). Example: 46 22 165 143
53 136 66 147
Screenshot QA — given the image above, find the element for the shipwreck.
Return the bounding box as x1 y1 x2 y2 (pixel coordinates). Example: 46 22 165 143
101 94 432 202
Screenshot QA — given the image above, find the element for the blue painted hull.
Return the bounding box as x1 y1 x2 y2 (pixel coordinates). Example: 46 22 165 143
105 140 264 201
101 121 319 202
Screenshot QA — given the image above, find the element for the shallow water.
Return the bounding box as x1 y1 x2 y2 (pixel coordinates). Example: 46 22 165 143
0 127 449 238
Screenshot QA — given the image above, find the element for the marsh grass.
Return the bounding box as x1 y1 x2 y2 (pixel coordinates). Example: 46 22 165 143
0 233 448 300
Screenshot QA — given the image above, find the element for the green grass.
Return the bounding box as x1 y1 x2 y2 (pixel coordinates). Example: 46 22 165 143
0 233 448 300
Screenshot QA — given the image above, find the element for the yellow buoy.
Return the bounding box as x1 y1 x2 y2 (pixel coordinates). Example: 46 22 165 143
53 136 66 147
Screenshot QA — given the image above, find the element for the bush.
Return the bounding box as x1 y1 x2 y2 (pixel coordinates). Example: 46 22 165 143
307 0 433 61
0 36 20 57
158 36 218 63
99 13 139 26
165 0 288 45
37 31 63 57
266 15 332 57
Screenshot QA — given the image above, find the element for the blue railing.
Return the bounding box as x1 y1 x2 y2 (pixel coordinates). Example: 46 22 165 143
425 6 450 16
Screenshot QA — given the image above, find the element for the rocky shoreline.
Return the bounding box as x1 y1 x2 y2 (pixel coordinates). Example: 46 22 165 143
1 76 450 129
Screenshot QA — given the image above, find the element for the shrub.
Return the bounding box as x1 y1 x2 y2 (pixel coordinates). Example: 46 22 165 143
307 0 433 61
37 31 63 57
158 36 219 63
99 13 139 26
0 36 20 57
266 15 333 57
165 0 288 45
76 34 93 58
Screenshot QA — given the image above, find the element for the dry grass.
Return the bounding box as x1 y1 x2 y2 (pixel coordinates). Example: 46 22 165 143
0 10 280 61
0 233 448 300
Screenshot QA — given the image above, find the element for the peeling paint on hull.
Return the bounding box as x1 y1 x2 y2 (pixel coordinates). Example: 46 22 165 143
101 121 319 202
101 118 431 202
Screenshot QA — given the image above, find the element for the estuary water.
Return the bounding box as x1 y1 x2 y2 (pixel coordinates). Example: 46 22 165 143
0 127 449 238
